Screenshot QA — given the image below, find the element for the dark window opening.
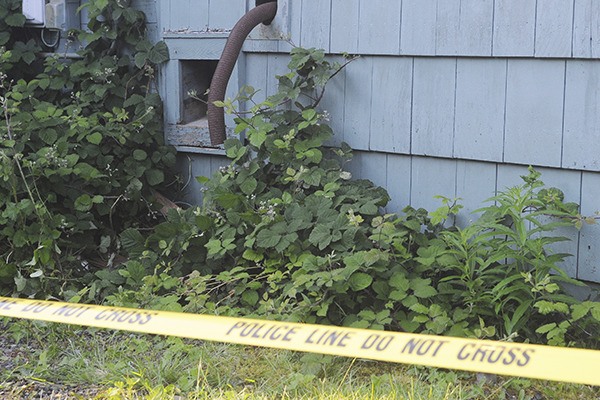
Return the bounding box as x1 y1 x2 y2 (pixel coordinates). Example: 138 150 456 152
181 60 218 124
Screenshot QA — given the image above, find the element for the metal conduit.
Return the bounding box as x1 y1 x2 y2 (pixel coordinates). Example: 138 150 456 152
207 1 278 146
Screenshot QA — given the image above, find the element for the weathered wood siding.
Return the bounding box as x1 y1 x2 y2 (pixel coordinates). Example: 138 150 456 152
154 0 600 283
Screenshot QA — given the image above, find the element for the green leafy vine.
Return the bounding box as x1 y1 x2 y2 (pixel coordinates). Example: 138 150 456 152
0 0 175 298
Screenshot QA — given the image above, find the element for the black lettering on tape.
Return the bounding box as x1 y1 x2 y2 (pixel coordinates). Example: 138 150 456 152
226 322 246 336
22 302 52 314
94 309 154 325
518 349 535 367
472 345 491 362
282 327 297 342
269 326 284 340
402 338 449 357
487 346 506 364
361 334 394 351
249 323 266 338
117 311 137 323
138 313 153 325
503 348 517 365
457 344 534 367
457 343 474 360
0 299 17 311
305 329 353 347
226 322 298 342
52 305 91 318
241 322 260 337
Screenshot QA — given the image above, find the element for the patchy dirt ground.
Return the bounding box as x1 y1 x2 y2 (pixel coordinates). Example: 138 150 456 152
0 331 102 400
0 381 102 400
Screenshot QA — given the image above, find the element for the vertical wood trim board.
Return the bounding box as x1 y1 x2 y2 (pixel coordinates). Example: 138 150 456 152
330 0 359 54
410 157 457 212
563 60 600 171
357 0 402 55
400 0 437 55
299 0 332 52
369 57 412 154
188 0 209 31
493 0 536 56
411 58 456 158
453 58 506 162
503 59 564 167
534 0 574 58
385 154 412 212
208 0 245 30
436 0 494 56
579 172 600 282
343 57 373 150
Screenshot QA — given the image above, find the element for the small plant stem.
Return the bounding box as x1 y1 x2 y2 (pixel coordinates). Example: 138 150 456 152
2 94 48 223
313 55 359 108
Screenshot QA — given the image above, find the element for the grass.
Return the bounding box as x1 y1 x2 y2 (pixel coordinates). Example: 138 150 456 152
1 319 598 399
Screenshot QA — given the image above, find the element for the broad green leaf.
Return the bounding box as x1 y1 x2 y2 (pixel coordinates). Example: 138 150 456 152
133 149 147 161
242 290 259 306
15 275 27 292
248 130 267 147
0 263 17 284
215 193 241 208
570 302 593 321
145 169 164 186
134 52 148 68
389 289 407 301
256 228 281 248
242 249 264 262
148 41 170 64
38 78 50 90
591 304 600 321
302 109 317 121
308 224 332 250
535 322 557 334
5 13 26 27
389 274 410 291
409 303 430 314
86 132 103 145
348 272 373 291
196 176 210 184
411 278 437 298
39 130 58 145
275 233 297 253
205 239 223 255
120 228 146 258
0 32 10 46
74 194 93 212
534 300 569 315
240 177 258 195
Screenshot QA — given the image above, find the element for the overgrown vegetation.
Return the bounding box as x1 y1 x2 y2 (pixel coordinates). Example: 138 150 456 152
0 0 175 299
1 0 599 355
1 1 599 397
107 47 599 347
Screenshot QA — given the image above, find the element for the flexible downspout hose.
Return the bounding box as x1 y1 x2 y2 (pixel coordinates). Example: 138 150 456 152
208 1 278 146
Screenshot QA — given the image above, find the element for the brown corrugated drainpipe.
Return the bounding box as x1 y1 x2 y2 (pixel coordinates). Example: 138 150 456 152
207 0 278 146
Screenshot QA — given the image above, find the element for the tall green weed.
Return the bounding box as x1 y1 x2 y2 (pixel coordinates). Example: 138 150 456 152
111 48 599 347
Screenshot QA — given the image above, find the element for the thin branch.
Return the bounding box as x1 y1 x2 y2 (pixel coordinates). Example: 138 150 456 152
313 55 359 108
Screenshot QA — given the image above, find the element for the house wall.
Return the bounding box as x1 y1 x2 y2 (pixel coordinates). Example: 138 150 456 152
154 0 600 284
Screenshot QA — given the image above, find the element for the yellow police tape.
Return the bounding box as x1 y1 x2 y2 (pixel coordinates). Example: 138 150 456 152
0 296 598 386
